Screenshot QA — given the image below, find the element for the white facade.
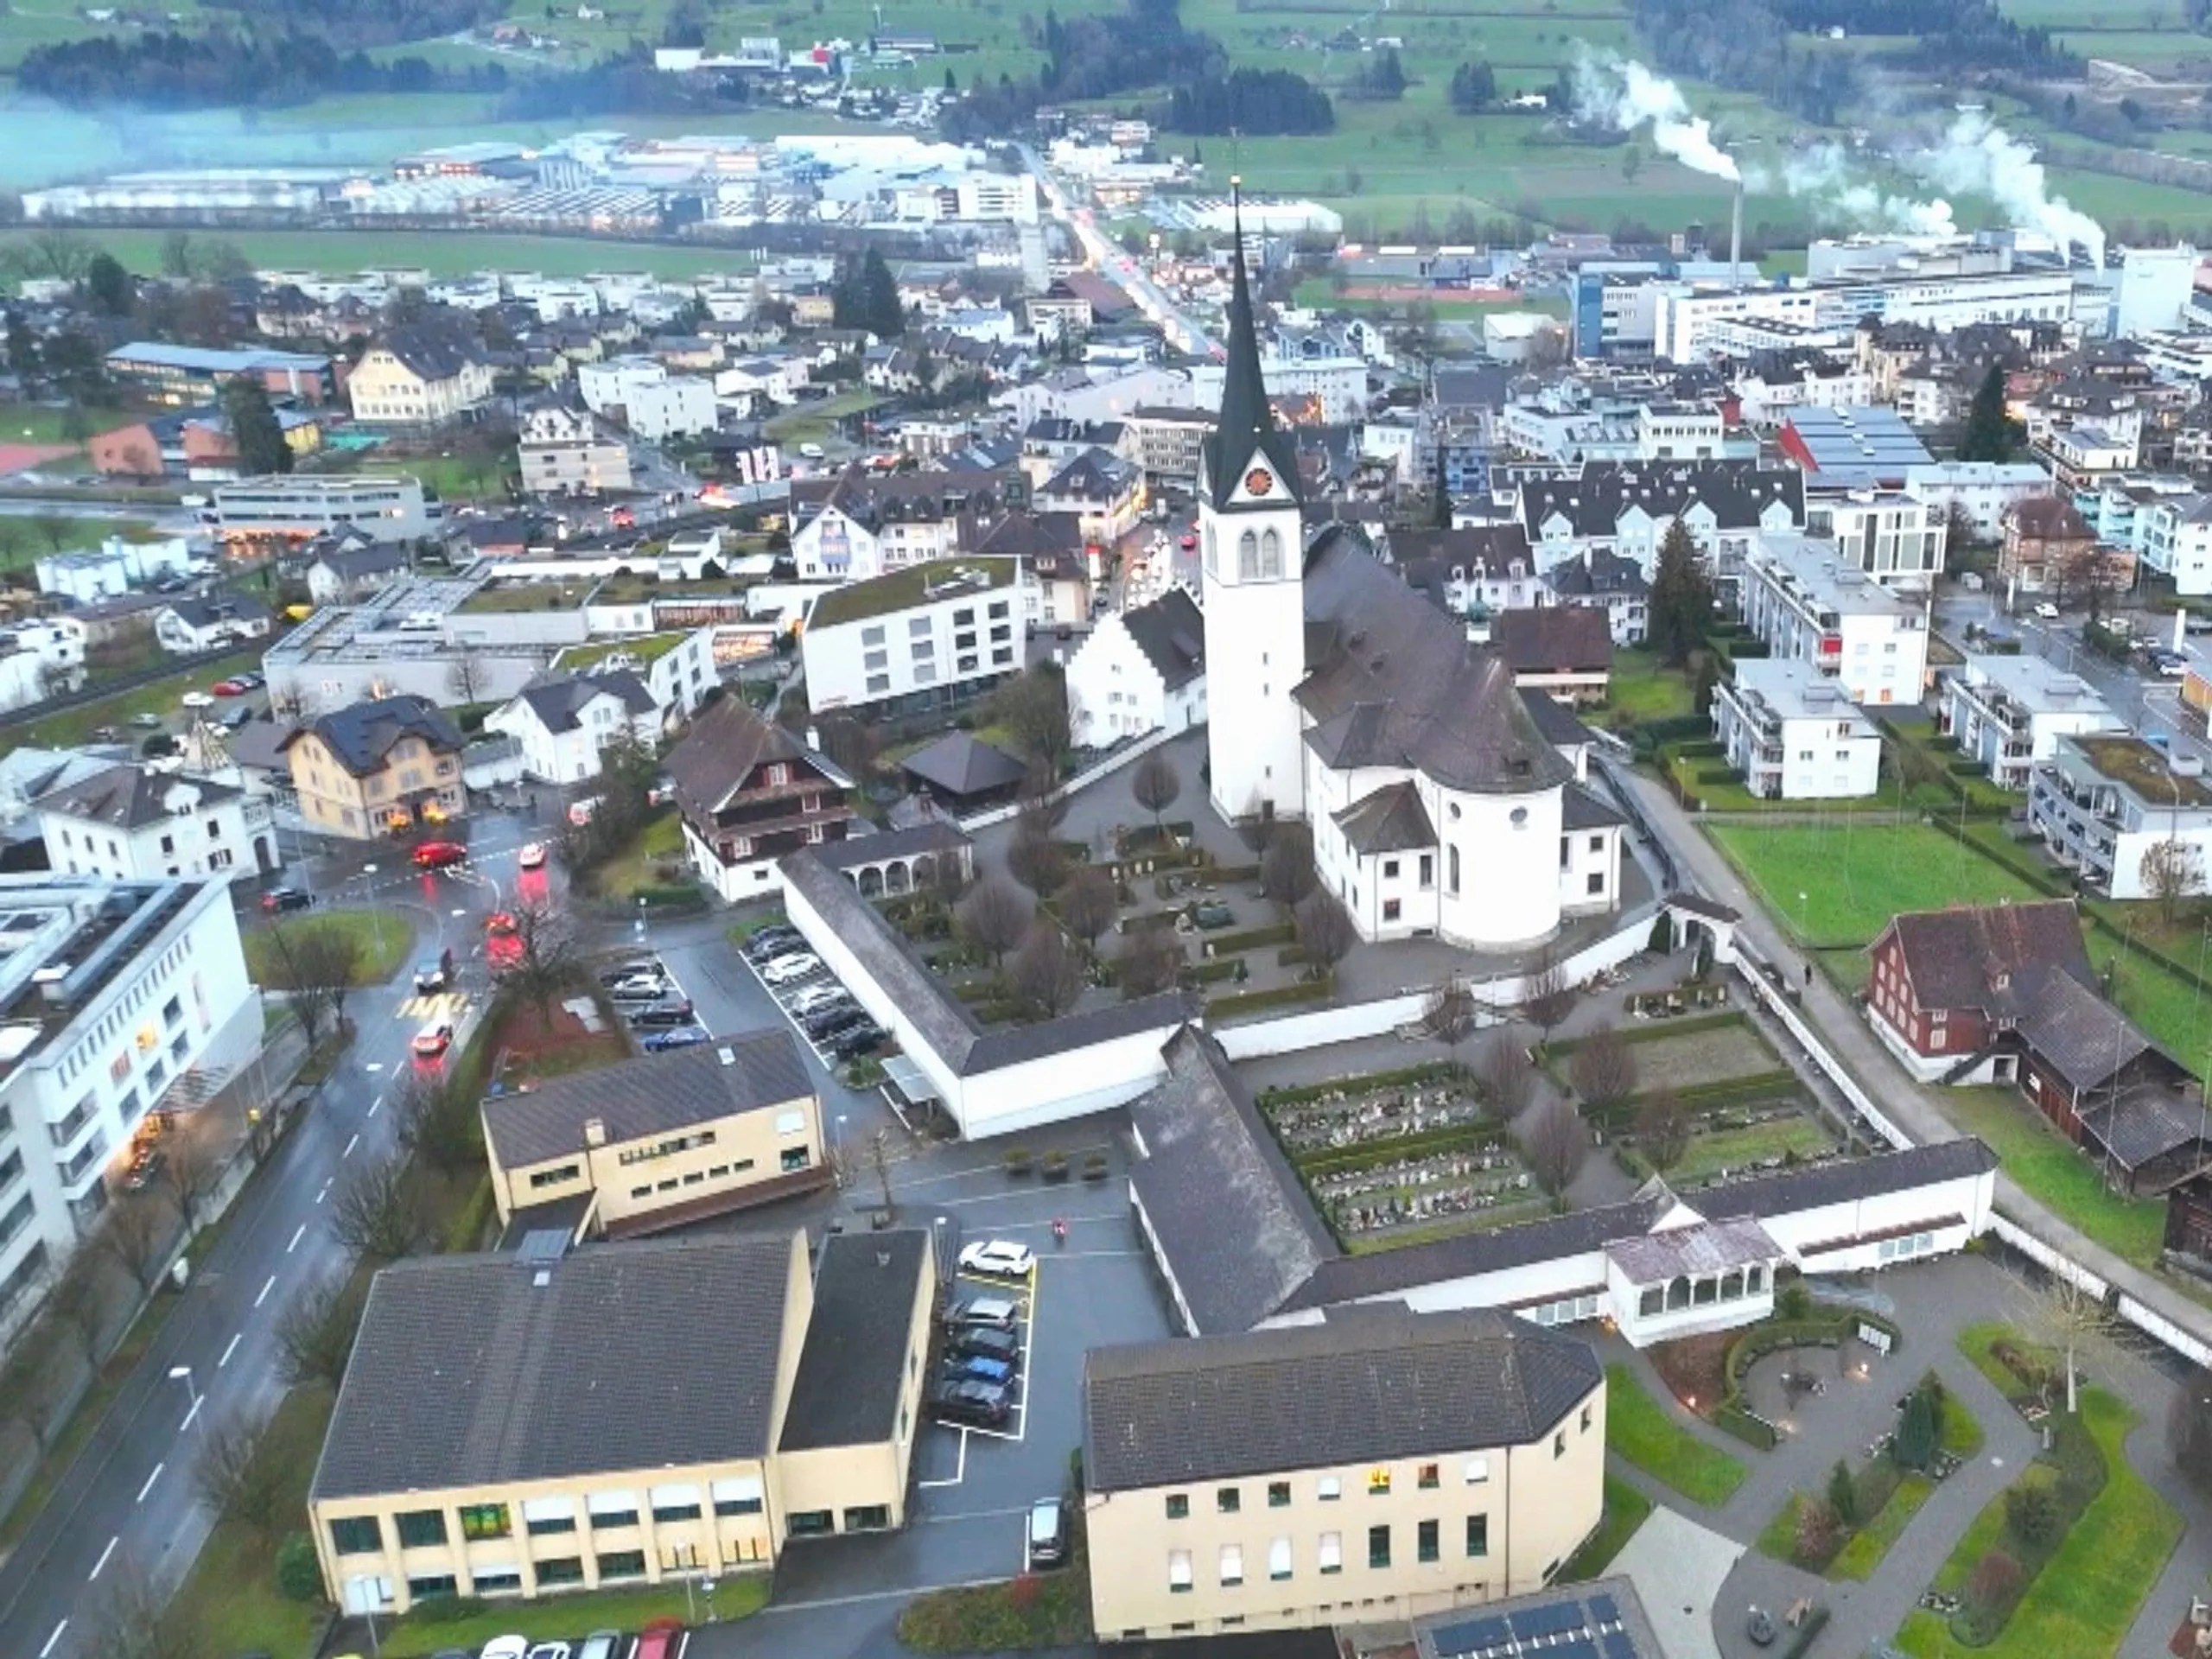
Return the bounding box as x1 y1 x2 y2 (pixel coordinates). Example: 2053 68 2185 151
35 536 194 603
792 504 968 584
485 683 664 785
2028 735 2212 901
626 377 719 442
1710 659 1883 801
0 619 87 713
1065 613 1205 747
1190 356 1368 424
1802 489 1948 585
1941 654 2120 791
0 876 263 1344
577 355 669 416
1654 268 2080 364
1738 533 1929 707
37 771 278 884
2140 498 2212 597
802 568 1027 715
1901 463 2053 544
212 475 438 543
1200 467 1306 823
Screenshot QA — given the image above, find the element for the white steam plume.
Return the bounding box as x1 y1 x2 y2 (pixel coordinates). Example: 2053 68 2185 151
1570 53 1739 184
1750 144 1958 237
1902 111 2105 264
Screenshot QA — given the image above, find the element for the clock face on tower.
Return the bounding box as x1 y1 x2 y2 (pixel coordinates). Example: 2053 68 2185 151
1243 466 1275 498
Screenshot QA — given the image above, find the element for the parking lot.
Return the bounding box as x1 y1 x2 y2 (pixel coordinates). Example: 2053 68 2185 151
733 928 890 1071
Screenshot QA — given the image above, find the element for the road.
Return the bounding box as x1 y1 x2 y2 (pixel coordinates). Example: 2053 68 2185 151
1023 146 1217 359
0 810 550 1659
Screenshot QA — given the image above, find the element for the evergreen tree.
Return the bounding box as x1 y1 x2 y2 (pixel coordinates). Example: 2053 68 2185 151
861 246 904 338
222 378 293 476
1827 1459 1858 1527
84 252 134 317
1894 1387 1936 1471
1958 363 2018 463
1647 519 1714 665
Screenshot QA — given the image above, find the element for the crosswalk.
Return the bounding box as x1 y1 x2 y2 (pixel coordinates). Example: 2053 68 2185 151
396 991 471 1023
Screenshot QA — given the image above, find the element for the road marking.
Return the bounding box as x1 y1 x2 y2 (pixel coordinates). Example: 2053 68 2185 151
136 1463 163 1503
39 1620 67 1657
179 1395 201 1433
254 1274 276 1308
315 1179 330 1205
287 1224 305 1254
88 1536 118 1581
917 1427 969 1490
365 1062 385 1073
219 1332 241 1368
342 1133 359 1158
367 1094 382 1119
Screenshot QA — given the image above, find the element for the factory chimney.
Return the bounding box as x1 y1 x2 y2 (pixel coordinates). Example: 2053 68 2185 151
1730 181 1745 290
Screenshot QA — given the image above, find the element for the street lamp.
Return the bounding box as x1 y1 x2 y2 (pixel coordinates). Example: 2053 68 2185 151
359 862 385 962
168 1363 202 1430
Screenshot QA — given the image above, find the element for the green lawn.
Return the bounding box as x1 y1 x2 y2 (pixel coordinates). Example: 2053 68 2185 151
245 910 415 990
1831 1472 1935 1581
12 645 265 748
764 387 882 447
1668 1116 1836 1186
1707 822 2044 949
0 222 762 280
1602 650 1697 728
1560 1473 1654 1582
384 1580 768 1656
1603 1363 1749 1506
590 809 692 902
1940 1088 2168 1268
0 513 161 570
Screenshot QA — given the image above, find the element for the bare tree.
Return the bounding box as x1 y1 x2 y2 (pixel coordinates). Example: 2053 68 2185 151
817 711 882 785
273 1271 366 1394
394 1073 482 1179
1634 1089 1692 1175
446 653 487 706
33 512 75 555
2020 1272 2116 1416
79 1560 209 1659
1570 1023 1638 1113
192 1406 289 1535
1523 1100 1589 1198
1259 822 1318 907
1014 766 1069 838
1009 923 1085 1018
504 899 578 1029
957 879 1030 969
1521 944 1575 1046
1058 866 1118 952
988 667 1073 779
263 922 357 1046
1007 823 1070 897
1236 790 1278 855
1130 752 1182 837
1421 976 1480 1071
45 1247 111 1370
0 1308 66 1456
99 1197 173 1294
328 1155 426 1264
1294 888 1357 978
2140 838 2202 927
868 1128 897 1216
1115 924 1185 999
1481 1030 1537 1119
158 1135 223 1232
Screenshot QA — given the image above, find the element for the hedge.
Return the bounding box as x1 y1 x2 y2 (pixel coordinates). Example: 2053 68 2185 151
1205 923 1297 956
1713 1400 1780 1451
1550 1010 1746 1052
1294 1121 1507 1179
1180 957 1243 985
1206 976 1335 1022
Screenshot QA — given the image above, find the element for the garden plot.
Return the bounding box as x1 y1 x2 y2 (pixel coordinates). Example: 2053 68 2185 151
1627 1020 1782 1093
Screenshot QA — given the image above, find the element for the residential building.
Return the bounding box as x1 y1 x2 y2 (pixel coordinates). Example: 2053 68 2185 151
1033 447 1144 545
627 377 719 442
518 407 633 498
1651 266 2081 364
2028 733 2212 900
480 1033 830 1236
1709 659 1882 801
35 764 278 882
307 1229 936 1614
34 535 193 604
304 540 410 606
1081 1306 1605 1642
1737 533 1929 706
1484 608 1612 706
211 474 440 544
282 696 467 841
1902 461 2055 545
1383 526 1548 621
1777 406 1936 487
1516 461 1804 582
1542 549 1650 645
790 467 1021 583
1802 488 1947 586
801 558 1027 719
1940 655 2120 791
1998 496 2096 595
0 618 87 713
0 874 262 1342
1065 588 1206 747
577 356 668 416
346 321 494 425
971 512 1090 627
484 669 662 784
155 594 273 654
104 341 334 406
666 696 855 901
2140 495 2212 597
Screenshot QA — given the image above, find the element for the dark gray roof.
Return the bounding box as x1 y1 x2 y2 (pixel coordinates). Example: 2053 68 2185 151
2018 968 2150 1093
1520 690 1595 751
310 542 409 579
1546 547 1651 601
162 593 270 631
1878 900 2090 1020
1120 588 1206 691
1491 607 1613 675
779 1230 931 1452
1518 461 1803 540
35 763 241 830
1386 524 1535 583
2080 1084 2207 1173
377 317 486 382
1126 1028 1338 1335
1332 781 1436 855
812 820 971 873
666 695 845 818
1200 216 1302 511
310 1232 798 1501
480 1031 812 1169
900 731 1027 798
515 669 658 734
1083 1303 1601 1492
1561 782 1626 831
286 695 463 775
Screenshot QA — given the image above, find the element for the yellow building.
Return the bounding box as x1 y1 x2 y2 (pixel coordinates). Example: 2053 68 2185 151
309 1229 938 1615
1081 1306 1605 1643
346 320 496 425
480 1032 832 1237
280 695 467 840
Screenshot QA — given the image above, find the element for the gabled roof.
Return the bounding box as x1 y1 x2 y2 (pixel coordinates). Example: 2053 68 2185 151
161 594 270 631
287 695 464 775
513 669 658 734
1386 524 1536 584
2006 495 2093 541
899 730 1027 798
1043 445 1139 501
1490 607 1614 675
664 696 842 819
1332 781 1436 855
779 1230 931 1452
1877 899 2090 1019
1083 1303 1601 1492
2017 968 2149 1094
1546 547 1651 601
1518 461 1803 539
35 763 241 830
372 317 486 383
308 542 409 582
1119 588 1206 691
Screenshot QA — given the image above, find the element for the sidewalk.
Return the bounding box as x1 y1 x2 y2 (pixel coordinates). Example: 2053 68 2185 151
1618 766 2212 1356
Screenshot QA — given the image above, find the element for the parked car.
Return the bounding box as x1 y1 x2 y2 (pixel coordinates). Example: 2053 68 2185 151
958 1239 1035 1280
802 1001 863 1040
524 1643 571 1659
1027 1496 1069 1568
942 1352 1016 1388
743 928 804 963
607 975 673 1002
931 1378 1013 1428
642 1026 712 1052
518 841 548 871
478 1638 530 1659
260 887 311 914
210 678 246 696
598 958 661 986
828 1023 888 1061
575 1635 621 1659
634 1620 686 1659
130 711 163 729
946 1325 1021 1366
414 950 455 993
2034 601 2061 620
412 841 467 870
945 1294 1020 1332
410 1022 454 1059
789 982 849 1018
627 1000 697 1028
761 952 823 986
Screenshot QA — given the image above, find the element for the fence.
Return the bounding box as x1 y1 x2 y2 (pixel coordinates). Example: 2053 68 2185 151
1730 947 1914 1153
1987 1213 2111 1300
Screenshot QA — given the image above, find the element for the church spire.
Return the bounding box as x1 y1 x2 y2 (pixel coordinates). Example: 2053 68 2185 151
1204 175 1300 508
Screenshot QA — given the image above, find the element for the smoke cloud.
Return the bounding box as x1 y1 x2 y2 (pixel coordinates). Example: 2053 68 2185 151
1750 144 1960 237
1901 111 2105 265
1570 54 1739 184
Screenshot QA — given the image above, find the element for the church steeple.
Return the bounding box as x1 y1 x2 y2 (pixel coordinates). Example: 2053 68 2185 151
1202 177 1301 511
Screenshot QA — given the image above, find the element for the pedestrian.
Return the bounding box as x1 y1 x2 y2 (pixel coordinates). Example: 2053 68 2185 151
1803 961 1813 988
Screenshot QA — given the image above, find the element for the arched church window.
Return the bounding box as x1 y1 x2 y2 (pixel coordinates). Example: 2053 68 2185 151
1447 845 1460 895
1259 528 1282 579
1204 524 1217 578
1237 530 1259 580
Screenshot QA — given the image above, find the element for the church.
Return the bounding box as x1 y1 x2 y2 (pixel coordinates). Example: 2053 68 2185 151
1198 192 1628 953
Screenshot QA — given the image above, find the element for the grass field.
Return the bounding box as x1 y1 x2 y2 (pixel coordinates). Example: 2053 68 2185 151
1669 1116 1834 1186
11 645 264 748
1939 1087 2168 1268
1602 650 1698 728
244 910 414 990
1603 1363 1748 1507
1707 822 2044 950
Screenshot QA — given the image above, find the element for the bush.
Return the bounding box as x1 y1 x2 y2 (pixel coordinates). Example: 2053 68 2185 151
2005 1481 2058 1547
1967 1548 2024 1617
413 1594 490 1624
276 1532 323 1603
1777 1282 1812 1320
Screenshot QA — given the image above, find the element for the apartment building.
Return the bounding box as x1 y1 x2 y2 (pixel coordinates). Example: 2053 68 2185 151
1802 488 1947 585
0 875 261 1341
1738 532 1929 706
480 1033 830 1236
105 340 335 406
2028 734 2212 900
801 558 1027 719
789 467 1022 584
518 407 633 498
1902 462 2055 545
2140 494 2212 597
211 474 440 544
666 696 856 901
1081 1306 1605 1643
308 1229 936 1614
282 696 467 841
346 321 494 426
35 763 279 883
1940 655 2120 791
0 618 87 714
484 670 661 785
1709 658 1882 800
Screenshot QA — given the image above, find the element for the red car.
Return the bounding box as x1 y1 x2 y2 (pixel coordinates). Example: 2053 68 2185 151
211 678 249 697
411 841 467 870
486 912 524 969
410 1022 454 1059
1179 532 1198 550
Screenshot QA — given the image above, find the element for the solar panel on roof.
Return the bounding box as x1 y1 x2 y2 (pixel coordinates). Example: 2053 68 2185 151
1429 1615 1509 1656
1602 1630 1643 1659
1589 1593 1621 1624
1510 1603 1582 1640
1556 1637 1599 1659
